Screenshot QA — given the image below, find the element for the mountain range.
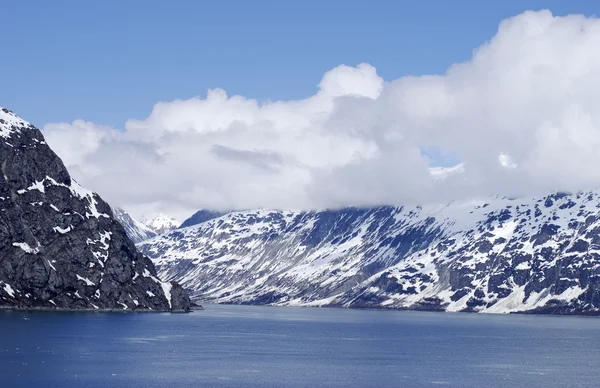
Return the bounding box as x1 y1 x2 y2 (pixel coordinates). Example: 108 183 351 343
137 192 600 315
114 208 224 243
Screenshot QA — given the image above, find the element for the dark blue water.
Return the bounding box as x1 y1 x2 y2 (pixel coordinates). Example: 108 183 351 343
2 305 600 388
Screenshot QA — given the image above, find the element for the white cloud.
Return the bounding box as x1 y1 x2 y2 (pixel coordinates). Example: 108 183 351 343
42 10 600 219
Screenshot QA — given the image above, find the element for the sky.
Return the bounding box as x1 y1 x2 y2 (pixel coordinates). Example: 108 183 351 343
2 0 594 127
3 1 600 220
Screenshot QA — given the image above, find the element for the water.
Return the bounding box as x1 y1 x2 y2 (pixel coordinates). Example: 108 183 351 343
2 305 600 388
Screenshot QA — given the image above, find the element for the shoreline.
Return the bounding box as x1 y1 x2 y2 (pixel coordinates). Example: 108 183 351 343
0 305 201 314
194 300 600 318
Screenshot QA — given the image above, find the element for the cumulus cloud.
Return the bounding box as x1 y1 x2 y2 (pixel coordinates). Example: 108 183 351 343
42 10 600 219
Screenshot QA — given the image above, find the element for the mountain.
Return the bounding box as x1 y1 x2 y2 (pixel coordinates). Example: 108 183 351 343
112 207 157 243
0 108 190 312
143 214 178 235
139 192 600 315
178 209 226 229
430 163 466 182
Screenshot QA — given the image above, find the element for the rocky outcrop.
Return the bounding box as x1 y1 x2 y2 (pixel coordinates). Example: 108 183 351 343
0 108 190 312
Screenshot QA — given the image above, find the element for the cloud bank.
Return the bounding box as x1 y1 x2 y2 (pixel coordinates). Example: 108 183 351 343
43 10 600 219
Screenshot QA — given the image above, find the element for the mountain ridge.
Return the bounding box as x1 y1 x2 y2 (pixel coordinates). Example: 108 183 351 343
139 191 600 315
112 206 157 244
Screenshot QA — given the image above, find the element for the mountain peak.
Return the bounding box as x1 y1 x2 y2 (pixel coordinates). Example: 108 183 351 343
142 214 179 235
0 108 190 312
0 107 33 138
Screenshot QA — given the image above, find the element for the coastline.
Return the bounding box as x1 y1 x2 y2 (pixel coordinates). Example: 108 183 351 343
0 305 201 313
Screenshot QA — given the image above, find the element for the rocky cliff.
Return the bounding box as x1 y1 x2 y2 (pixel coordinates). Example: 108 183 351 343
0 108 190 312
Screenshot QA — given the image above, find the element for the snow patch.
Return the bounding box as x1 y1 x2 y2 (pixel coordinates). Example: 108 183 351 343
76 274 95 286
12 242 39 254
0 108 30 138
3 283 15 298
53 225 72 234
161 282 173 309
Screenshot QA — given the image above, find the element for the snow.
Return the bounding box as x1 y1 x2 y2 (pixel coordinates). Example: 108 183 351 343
87 230 111 267
68 179 109 219
15 175 109 221
483 285 529 314
161 282 173 309
17 180 45 194
429 163 466 182
146 291 155 297
12 242 39 254
142 268 161 283
515 262 531 270
47 260 56 271
3 283 15 298
142 214 179 234
0 108 30 138
76 274 95 286
112 207 157 243
139 189 600 314
53 225 72 234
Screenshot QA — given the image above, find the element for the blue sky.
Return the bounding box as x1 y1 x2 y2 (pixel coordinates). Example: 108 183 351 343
1 0 596 128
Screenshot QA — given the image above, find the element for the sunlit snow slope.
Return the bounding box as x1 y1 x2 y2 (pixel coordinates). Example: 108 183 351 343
139 192 600 315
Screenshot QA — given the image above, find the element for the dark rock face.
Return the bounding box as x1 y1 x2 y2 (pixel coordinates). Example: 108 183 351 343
178 209 225 229
0 108 190 312
168 282 191 312
140 194 600 315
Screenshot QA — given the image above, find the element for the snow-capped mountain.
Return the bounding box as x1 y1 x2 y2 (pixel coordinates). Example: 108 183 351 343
430 163 466 182
142 214 179 235
139 191 600 315
111 207 157 243
178 209 226 229
0 108 190 311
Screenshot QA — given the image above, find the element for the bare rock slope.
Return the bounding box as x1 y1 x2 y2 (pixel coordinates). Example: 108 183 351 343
0 108 189 312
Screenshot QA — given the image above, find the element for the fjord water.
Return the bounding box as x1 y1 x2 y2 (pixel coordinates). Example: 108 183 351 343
2 305 600 388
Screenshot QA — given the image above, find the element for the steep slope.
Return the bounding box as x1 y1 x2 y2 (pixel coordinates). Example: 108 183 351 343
139 192 600 315
0 108 189 311
112 206 157 243
179 209 226 229
143 214 178 235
